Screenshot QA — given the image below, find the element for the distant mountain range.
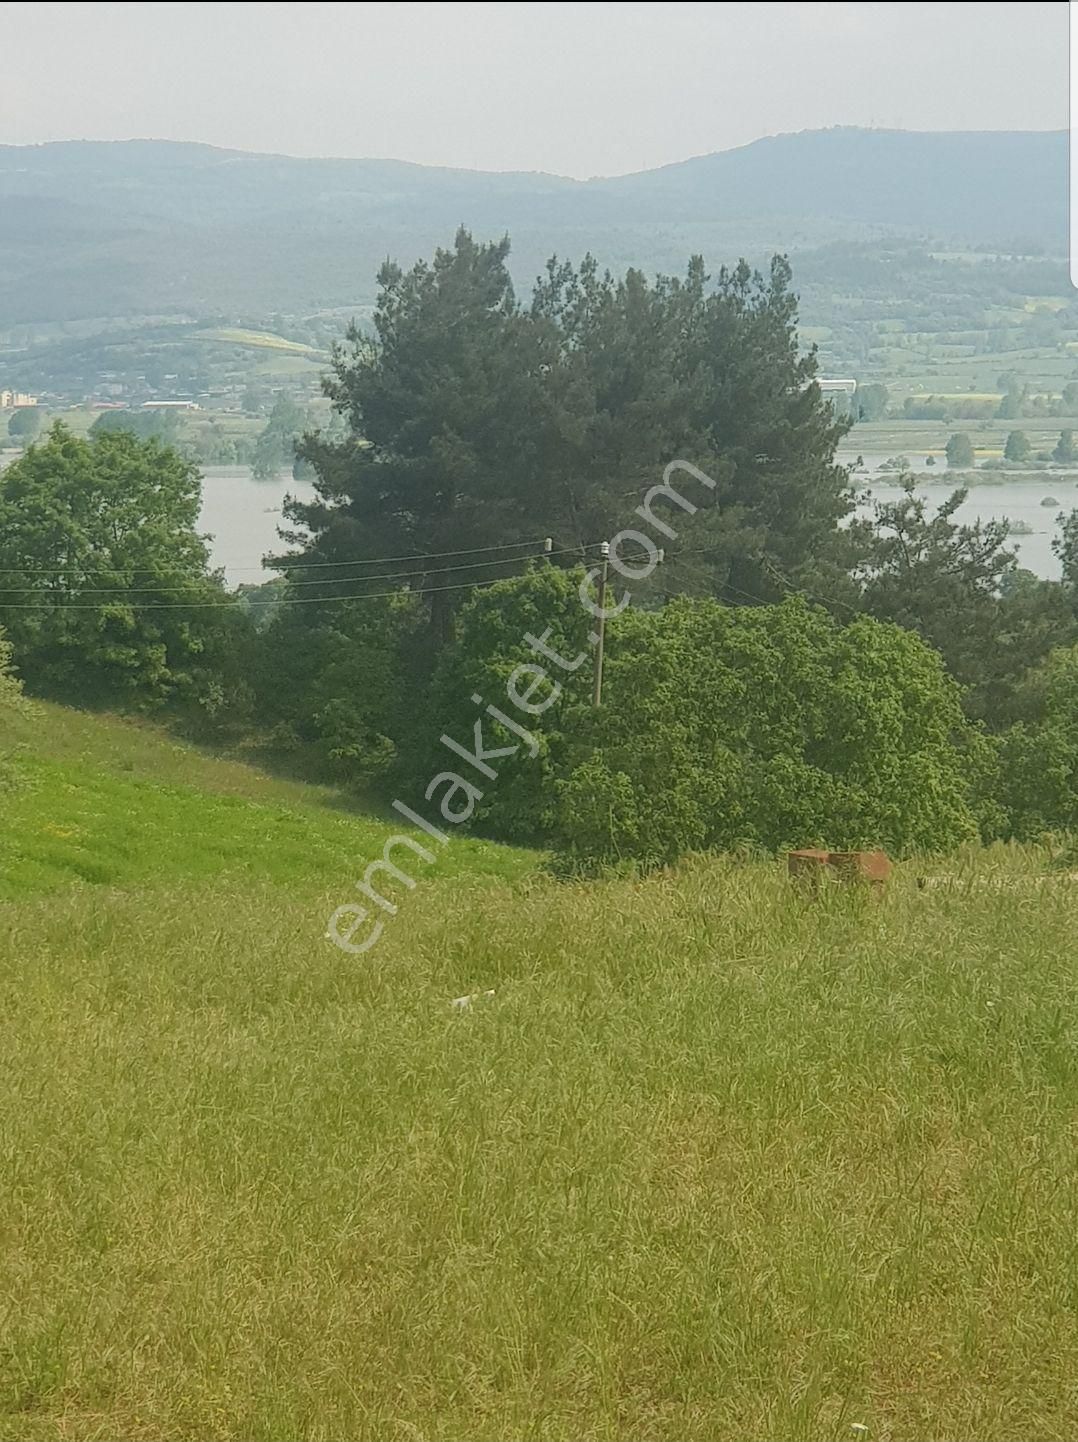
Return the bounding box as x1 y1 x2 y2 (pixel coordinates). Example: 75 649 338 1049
0 128 1067 326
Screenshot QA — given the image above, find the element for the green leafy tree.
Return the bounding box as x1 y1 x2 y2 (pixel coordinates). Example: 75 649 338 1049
860 483 1077 725
0 423 249 711
252 392 306 479
284 233 858 650
857 479 1077 728
1056 509 1078 602
858 480 1042 721
555 597 983 867
945 432 974 468
531 252 857 608
7 407 43 448
990 570 1078 724
89 408 181 444
526 252 712 556
998 644 1078 837
1004 430 1032 463
255 592 423 785
285 231 557 642
1052 429 1077 464
0 628 20 709
403 573 982 866
397 564 593 839
997 389 1026 421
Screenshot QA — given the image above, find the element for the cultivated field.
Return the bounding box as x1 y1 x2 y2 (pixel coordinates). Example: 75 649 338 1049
1 709 1077 1439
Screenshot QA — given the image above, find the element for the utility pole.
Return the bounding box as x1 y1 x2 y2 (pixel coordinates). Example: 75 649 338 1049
543 537 553 562
592 540 609 707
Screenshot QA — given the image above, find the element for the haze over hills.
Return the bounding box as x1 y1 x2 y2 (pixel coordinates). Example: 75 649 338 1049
0 127 1067 327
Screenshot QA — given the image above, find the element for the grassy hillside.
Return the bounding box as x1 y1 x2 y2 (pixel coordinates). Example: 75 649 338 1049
1 707 1078 1438
0 701 531 898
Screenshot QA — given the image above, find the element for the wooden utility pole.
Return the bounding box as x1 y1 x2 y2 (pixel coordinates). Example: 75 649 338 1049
592 540 609 707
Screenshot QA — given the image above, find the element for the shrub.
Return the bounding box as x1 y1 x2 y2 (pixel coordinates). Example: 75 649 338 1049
396 565 591 840
256 593 424 786
998 644 1078 838
555 597 980 867
399 573 983 867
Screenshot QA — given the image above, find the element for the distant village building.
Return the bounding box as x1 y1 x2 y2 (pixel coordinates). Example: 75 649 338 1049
140 399 201 411
0 391 38 408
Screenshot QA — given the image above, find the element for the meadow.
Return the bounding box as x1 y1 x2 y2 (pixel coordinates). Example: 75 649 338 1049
1 707 1078 1439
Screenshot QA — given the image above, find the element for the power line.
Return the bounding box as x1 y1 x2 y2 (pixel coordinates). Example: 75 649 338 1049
0 545 586 596
671 551 862 616
0 537 578 580
0 575 521 612
263 539 596 572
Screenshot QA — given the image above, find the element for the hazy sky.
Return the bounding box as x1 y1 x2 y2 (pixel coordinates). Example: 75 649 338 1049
0 1 1068 178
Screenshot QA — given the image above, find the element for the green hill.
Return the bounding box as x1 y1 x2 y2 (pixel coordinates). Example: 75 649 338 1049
0 129 1065 325
0 700 532 898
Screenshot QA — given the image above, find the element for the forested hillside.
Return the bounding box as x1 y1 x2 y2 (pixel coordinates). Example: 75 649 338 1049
0 128 1065 325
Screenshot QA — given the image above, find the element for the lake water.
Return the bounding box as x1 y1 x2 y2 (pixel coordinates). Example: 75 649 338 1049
204 458 1077 586
198 467 319 584
839 451 1078 581
3 451 1071 586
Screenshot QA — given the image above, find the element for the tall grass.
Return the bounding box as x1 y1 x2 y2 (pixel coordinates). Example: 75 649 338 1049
0 702 531 898
1 846 1077 1439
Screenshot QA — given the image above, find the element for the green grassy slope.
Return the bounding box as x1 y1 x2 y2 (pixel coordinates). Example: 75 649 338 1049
0 701 533 899
1 706 1077 1439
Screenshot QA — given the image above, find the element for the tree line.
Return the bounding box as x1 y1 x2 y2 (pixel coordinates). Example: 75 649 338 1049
1 229 1077 862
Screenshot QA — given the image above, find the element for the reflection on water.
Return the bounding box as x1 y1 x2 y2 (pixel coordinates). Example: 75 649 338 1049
840 452 1077 581
198 467 319 585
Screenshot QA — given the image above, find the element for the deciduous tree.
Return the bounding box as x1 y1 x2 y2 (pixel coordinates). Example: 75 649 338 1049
945 432 974 468
7 407 43 448
1004 429 1032 463
0 424 248 711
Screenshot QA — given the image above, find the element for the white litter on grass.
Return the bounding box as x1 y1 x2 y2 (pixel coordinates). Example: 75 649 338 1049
451 989 496 1010
851 1427 869 1436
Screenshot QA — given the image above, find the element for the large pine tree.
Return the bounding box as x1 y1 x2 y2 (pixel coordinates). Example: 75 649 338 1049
282 230 549 640
280 232 857 638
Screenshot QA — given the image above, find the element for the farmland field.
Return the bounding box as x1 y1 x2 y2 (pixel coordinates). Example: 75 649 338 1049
194 328 323 356
1 706 1077 1439
844 419 1078 459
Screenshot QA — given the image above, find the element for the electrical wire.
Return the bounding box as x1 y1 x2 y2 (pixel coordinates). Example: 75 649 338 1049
0 537 581 579
0 539 860 617
0 545 587 596
671 550 862 615
0 575 522 611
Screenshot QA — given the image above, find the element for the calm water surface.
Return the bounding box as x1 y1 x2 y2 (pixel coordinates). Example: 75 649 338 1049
205 459 1076 586
840 450 1077 581
198 467 318 584
2 453 1069 586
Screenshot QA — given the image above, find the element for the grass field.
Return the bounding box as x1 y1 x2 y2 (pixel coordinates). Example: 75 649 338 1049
0 703 528 899
2 707 1078 1438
